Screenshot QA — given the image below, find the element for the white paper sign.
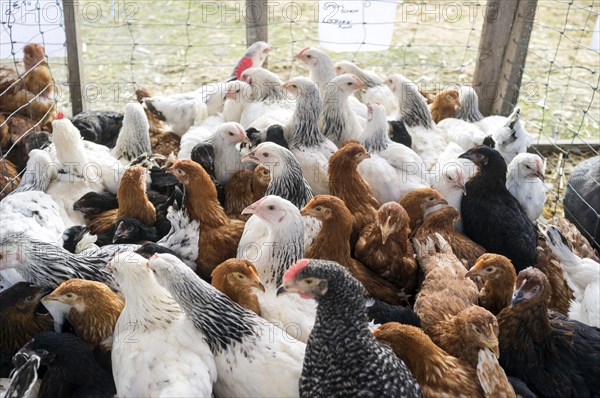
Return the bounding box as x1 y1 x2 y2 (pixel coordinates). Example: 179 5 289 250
318 0 398 53
0 0 66 59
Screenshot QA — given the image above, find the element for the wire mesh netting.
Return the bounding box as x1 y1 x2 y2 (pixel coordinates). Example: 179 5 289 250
1 0 599 216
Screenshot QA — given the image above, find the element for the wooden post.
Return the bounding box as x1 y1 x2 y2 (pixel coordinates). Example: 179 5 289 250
63 1 86 115
246 0 268 66
473 0 538 116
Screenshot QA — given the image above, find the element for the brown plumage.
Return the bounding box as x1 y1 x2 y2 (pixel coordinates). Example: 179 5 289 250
534 240 573 315
211 259 265 315
429 89 460 123
225 165 270 221
302 195 407 305
419 88 436 105
465 254 517 315
43 279 124 350
0 158 21 199
328 141 380 242
136 87 180 157
476 347 516 398
0 283 54 376
87 166 156 234
547 216 599 261
428 305 500 368
168 159 245 279
413 234 479 332
399 188 447 233
0 113 10 148
374 323 484 398
413 206 486 269
1 113 50 169
355 202 418 299
22 44 54 98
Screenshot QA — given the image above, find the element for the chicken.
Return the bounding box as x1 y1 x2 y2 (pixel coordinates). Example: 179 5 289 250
240 195 316 342
42 279 124 350
222 80 251 123
429 88 460 123
399 187 448 232
228 41 272 81
148 253 305 398
282 76 338 195
167 159 244 278
358 103 428 203
319 74 366 146
374 323 484 398
546 215 599 261
21 44 53 98
455 86 484 122
386 74 447 169
71 110 123 148
563 156 600 251
436 117 488 151
546 225 600 327
190 141 227 205
143 92 208 136
112 217 161 244
277 259 421 397
459 145 537 271
334 60 398 117
328 142 380 241
110 102 153 164
0 158 20 199
355 202 418 298
533 238 574 315
498 267 600 397
111 252 218 397
224 165 270 220
0 283 53 377
86 165 156 235
135 87 181 157
506 153 546 222
413 235 479 332
365 297 422 327
413 206 486 269
428 305 500 369
2 115 51 171
465 254 517 315
180 122 248 184
302 195 408 305
476 347 517 398
8 332 116 397
210 258 265 315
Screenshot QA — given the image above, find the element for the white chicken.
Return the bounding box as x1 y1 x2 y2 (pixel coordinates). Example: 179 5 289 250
358 103 428 202
334 60 398 117
283 76 337 195
437 117 487 150
386 74 447 169
110 252 217 397
223 80 252 123
506 153 547 222
546 226 600 327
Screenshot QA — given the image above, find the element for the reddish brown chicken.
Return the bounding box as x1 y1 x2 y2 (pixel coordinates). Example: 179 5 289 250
211 259 265 315
413 206 486 269
302 195 407 305
355 202 418 298
136 87 180 157
0 158 20 199
399 188 447 233
429 89 460 123
225 165 270 221
168 159 246 279
328 142 380 242
87 166 156 234
465 254 517 315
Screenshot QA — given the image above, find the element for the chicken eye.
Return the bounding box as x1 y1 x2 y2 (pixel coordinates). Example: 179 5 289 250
304 278 315 285
25 295 34 302
530 286 540 294
447 175 455 181
261 169 270 176
428 197 435 202
347 82 353 86
228 132 235 136
236 273 245 280
66 293 75 299
315 206 322 212
306 54 312 58
486 267 493 273
267 205 275 211
263 153 270 158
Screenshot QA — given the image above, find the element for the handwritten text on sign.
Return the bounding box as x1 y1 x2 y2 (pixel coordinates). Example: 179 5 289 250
318 0 398 52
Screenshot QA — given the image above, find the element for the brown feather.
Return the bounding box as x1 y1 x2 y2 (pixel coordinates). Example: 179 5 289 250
211 259 264 315
465 254 517 315
429 89 460 124
225 165 270 221
399 188 447 233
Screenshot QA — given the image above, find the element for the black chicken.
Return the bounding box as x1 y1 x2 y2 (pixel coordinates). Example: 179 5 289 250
459 145 537 271
191 142 226 206
71 111 123 148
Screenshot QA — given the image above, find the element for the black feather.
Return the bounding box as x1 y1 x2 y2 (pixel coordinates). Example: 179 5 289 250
387 120 412 148
365 298 421 328
72 111 124 148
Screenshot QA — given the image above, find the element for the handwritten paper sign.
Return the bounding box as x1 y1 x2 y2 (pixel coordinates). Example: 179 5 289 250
1 0 66 59
318 0 398 52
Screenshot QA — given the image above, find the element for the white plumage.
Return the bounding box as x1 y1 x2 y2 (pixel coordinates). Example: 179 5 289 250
110 252 217 398
437 117 487 150
506 153 546 222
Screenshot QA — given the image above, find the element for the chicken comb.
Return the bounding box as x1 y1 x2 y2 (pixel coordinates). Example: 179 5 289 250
56 111 64 120
283 258 311 283
235 57 253 80
297 47 310 57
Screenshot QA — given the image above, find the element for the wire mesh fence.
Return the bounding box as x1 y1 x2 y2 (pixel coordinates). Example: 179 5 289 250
1 0 599 215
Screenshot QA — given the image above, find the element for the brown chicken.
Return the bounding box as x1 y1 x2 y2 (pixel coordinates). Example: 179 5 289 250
413 234 479 332
22 44 54 98
87 166 156 234
224 165 270 221
0 158 21 198
374 322 484 398
0 283 54 377
534 241 573 315
419 88 436 104
0 113 10 148
476 347 516 398
399 188 448 233
465 254 517 315
43 279 124 350
211 259 265 315
168 159 246 279
355 202 418 298
136 87 180 157
328 141 380 242
413 206 486 269
428 305 500 369
429 88 460 123
302 195 407 305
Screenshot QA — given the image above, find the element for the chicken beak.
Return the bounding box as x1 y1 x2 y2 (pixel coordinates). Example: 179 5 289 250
276 281 301 296
239 133 251 145
486 325 500 358
300 207 313 217
458 151 473 161
241 203 257 216
242 151 258 164
464 268 479 279
166 166 176 175
511 280 528 305
364 152 371 159
436 198 449 206
380 218 393 245
252 279 266 293
534 170 545 181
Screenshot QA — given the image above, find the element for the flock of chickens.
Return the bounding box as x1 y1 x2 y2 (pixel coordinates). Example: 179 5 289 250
0 41 599 398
